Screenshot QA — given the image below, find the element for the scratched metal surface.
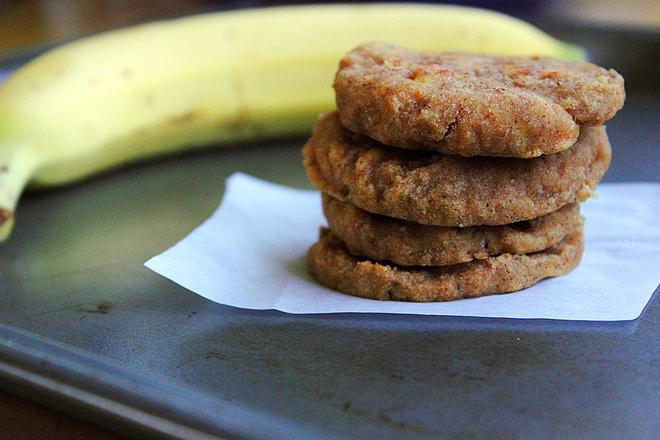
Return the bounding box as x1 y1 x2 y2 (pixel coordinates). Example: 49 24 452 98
1 25 659 440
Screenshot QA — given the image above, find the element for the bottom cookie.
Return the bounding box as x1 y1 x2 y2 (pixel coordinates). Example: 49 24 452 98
308 228 583 302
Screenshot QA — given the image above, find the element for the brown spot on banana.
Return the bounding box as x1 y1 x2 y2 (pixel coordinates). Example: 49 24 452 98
0 208 13 224
166 110 200 125
0 208 15 241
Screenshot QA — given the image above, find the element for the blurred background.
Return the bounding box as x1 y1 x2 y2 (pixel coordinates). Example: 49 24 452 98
1 1 659 52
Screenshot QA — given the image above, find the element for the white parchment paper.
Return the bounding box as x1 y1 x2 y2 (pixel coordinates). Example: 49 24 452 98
146 173 659 321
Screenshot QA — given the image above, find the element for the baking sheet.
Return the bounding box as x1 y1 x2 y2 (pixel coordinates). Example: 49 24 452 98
1 25 659 440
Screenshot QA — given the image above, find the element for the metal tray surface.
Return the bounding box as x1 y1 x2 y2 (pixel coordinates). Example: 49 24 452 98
1 24 659 440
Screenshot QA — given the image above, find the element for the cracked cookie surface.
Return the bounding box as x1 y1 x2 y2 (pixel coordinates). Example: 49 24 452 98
335 42 624 157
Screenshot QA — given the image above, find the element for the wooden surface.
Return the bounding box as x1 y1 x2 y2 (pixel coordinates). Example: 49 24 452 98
0 389 122 440
0 0 216 52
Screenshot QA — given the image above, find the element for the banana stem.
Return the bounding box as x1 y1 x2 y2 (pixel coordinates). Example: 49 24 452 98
0 141 36 241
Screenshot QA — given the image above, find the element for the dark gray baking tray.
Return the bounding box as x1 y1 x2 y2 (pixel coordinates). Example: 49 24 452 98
0 16 659 440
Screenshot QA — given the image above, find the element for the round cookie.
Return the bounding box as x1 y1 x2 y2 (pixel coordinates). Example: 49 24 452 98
303 112 611 226
308 228 583 302
323 194 582 266
335 42 625 157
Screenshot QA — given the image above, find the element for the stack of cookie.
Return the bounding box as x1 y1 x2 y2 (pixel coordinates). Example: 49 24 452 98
303 42 625 302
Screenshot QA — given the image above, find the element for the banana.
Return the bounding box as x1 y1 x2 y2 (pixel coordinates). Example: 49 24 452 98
0 3 584 240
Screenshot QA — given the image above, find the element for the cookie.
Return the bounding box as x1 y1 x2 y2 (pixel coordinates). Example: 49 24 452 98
303 112 610 226
323 194 582 266
335 42 625 157
308 228 583 302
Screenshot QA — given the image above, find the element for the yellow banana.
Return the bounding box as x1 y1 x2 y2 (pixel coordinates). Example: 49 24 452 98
0 3 584 240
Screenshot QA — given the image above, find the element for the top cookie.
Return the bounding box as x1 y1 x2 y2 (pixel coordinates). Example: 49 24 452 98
334 42 625 157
